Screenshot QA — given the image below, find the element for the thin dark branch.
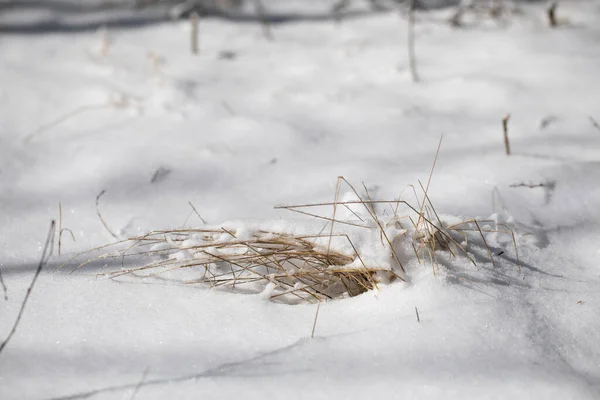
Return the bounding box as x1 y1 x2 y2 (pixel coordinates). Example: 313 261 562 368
509 182 546 189
590 117 600 132
23 104 107 142
502 114 511 156
59 202 63 255
129 367 150 400
332 0 351 23
188 202 207 225
547 2 558 27
0 220 56 356
0 265 7 301
253 0 273 40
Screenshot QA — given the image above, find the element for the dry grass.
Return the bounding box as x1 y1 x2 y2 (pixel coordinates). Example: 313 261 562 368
74 227 399 304
72 140 520 304
71 174 520 304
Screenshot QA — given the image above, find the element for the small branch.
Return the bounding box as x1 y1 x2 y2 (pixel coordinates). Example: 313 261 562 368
253 0 273 40
190 12 199 55
311 301 321 339
590 117 600 132
407 0 420 82
96 190 119 241
415 306 420 323
450 8 463 27
502 114 511 156
58 202 63 255
188 201 207 225
509 182 546 189
332 0 350 23
547 2 558 27
0 265 7 301
129 367 150 400
0 220 56 356
23 104 107 143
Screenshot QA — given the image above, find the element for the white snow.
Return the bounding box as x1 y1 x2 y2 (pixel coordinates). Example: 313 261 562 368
1 0 600 399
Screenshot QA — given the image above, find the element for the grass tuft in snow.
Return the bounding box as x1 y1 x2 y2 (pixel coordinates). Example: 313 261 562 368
74 227 394 304
71 176 521 304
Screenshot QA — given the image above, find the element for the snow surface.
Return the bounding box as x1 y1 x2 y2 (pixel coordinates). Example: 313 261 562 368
1 1 600 399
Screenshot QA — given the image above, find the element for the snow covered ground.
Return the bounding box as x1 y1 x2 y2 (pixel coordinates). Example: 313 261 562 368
1 1 600 398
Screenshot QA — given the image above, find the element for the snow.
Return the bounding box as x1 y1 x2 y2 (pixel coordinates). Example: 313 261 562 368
1 0 600 398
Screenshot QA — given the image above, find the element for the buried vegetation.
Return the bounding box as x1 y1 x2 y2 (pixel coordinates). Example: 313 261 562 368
71 175 521 304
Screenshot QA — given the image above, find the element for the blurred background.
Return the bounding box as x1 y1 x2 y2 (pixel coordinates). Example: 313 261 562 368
0 0 544 33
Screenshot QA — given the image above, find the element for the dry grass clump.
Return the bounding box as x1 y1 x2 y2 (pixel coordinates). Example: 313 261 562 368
75 227 398 304
72 176 519 304
73 141 520 304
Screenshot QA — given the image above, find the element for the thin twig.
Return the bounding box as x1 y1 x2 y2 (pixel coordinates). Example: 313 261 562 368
590 117 600 132
449 1 464 27
0 220 55 356
129 367 150 400
190 12 199 55
253 0 273 40
509 182 546 189
547 2 558 27
23 104 108 143
502 114 511 156
96 190 119 241
0 265 7 301
415 306 420 323
188 201 207 225
59 202 63 255
311 302 321 339
407 0 419 82
332 0 350 23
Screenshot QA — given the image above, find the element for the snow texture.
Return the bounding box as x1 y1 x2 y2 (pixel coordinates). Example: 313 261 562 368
1 0 600 399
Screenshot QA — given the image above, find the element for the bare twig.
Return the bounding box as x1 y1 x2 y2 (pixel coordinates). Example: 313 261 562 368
190 12 199 55
311 302 321 339
129 367 150 400
0 220 55 356
509 182 546 188
58 202 63 255
188 201 207 225
253 0 273 40
415 306 420 323
332 0 350 23
502 114 511 156
0 265 7 301
407 0 419 82
24 104 108 143
96 190 119 241
590 117 600 132
449 1 464 27
547 2 558 27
